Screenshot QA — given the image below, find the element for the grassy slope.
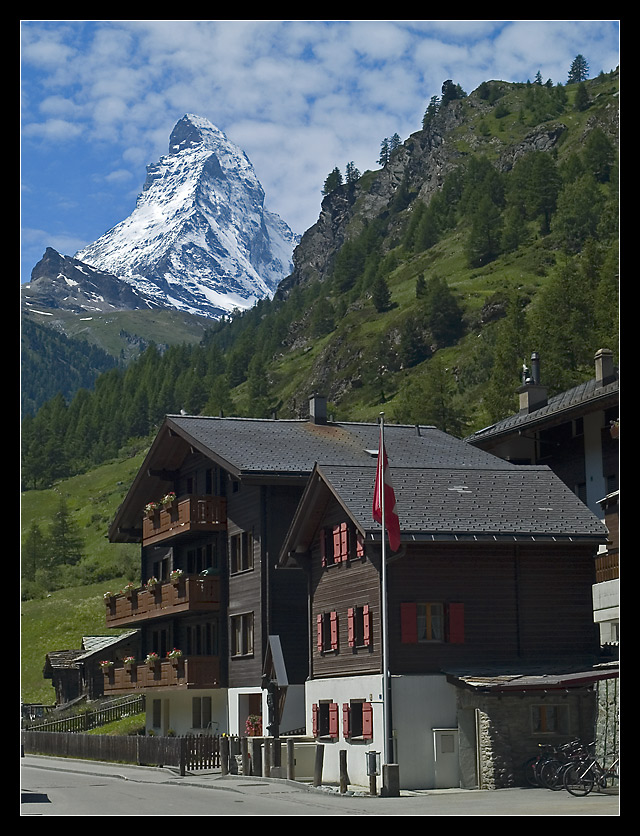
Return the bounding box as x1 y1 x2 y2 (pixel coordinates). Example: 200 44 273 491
21 453 147 704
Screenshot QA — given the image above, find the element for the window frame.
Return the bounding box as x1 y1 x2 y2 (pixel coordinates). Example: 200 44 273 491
342 699 373 741
230 611 254 658
312 701 339 739
400 601 465 644
348 604 372 649
317 610 339 653
531 703 570 736
229 530 253 575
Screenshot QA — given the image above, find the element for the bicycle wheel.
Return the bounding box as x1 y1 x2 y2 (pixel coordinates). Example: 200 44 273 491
563 763 595 796
539 758 564 790
522 756 540 787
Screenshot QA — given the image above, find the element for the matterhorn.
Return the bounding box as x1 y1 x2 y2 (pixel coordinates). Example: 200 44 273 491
74 114 299 319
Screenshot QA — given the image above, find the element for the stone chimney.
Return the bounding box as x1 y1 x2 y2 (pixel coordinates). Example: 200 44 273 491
594 348 616 387
309 393 327 424
517 351 548 415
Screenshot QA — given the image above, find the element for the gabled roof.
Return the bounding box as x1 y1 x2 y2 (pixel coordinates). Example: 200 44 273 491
279 461 608 560
109 414 523 541
466 374 618 446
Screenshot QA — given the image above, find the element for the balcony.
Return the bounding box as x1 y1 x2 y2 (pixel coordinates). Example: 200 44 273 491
105 575 221 628
142 495 226 546
102 655 221 694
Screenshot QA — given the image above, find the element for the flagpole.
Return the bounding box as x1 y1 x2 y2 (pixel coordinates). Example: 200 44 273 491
379 412 391 768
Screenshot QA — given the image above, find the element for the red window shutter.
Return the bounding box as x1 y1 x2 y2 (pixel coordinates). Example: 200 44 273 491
401 602 418 643
363 604 371 646
356 533 364 558
342 703 350 737
362 702 373 739
448 603 465 644
340 522 348 561
317 613 324 652
347 607 355 646
312 704 318 737
330 611 339 650
320 528 327 567
329 702 339 738
333 525 341 558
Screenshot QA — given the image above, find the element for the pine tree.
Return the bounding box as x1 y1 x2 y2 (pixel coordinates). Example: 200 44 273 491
322 167 343 195
371 273 391 312
47 497 84 567
568 54 589 84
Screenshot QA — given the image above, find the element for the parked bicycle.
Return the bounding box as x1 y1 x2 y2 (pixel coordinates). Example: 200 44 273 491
537 740 592 791
563 750 619 796
522 740 586 788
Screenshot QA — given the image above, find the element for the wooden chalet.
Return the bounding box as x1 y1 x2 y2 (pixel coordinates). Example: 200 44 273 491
467 348 619 649
279 456 610 790
108 396 497 738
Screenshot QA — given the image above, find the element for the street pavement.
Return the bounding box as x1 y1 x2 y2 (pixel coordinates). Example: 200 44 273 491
20 755 620 816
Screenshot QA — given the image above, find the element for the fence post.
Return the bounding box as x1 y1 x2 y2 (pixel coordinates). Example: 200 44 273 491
287 739 295 781
220 735 230 775
179 736 187 776
339 750 348 793
250 738 262 776
263 738 271 777
313 743 324 787
241 736 250 776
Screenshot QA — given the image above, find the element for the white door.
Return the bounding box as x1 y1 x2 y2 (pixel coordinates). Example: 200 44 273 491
433 728 459 788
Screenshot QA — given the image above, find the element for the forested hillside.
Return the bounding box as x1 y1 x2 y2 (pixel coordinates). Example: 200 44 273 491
21 69 619 495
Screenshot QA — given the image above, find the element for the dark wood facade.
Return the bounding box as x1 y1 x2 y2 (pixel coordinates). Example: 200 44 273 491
301 495 600 683
106 441 308 695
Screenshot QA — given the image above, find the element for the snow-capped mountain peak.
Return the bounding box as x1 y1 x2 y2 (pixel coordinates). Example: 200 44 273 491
74 114 299 319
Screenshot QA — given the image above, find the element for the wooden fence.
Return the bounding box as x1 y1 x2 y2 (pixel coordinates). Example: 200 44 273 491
23 695 146 733
22 730 221 775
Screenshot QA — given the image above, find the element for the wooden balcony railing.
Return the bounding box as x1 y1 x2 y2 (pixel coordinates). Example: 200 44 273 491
142 495 226 545
102 656 221 694
105 575 221 628
595 551 619 583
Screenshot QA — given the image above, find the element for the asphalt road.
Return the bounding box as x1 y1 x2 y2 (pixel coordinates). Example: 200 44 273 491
20 755 620 816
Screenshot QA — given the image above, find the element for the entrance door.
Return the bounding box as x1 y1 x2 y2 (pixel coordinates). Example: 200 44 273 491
433 728 459 788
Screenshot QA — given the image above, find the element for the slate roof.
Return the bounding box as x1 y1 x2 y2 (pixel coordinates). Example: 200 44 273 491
165 415 520 475
466 375 618 445
110 415 527 540
284 462 608 548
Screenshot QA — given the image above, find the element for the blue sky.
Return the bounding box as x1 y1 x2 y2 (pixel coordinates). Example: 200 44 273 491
20 20 620 284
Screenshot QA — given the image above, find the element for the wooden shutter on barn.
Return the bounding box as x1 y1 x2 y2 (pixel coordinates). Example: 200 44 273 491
329 702 339 738
330 611 339 650
363 604 371 646
347 607 355 646
400 602 418 643
362 702 373 739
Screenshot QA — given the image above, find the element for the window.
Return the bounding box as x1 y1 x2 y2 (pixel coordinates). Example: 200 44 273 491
312 701 339 738
230 612 254 657
343 700 373 740
531 704 570 735
230 530 253 574
152 699 162 728
348 604 372 648
320 522 364 566
192 696 212 729
186 618 219 656
400 602 464 644
317 611 339 653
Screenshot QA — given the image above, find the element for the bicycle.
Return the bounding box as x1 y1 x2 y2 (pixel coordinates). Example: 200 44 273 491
563 752 619 796
538 740 592 791
522 740 585 788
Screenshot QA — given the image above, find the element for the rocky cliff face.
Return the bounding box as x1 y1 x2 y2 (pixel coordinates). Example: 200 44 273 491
22 247 159 314
71 114 298 319
277 78 618 299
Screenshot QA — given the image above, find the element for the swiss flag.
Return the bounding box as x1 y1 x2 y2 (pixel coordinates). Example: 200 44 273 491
372 428 401 551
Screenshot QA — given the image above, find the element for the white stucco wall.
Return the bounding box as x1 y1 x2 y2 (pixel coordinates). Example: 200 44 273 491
305 673 458 789
145 688 228 736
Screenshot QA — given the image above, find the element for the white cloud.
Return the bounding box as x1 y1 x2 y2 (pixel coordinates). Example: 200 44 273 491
20 19 620 276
